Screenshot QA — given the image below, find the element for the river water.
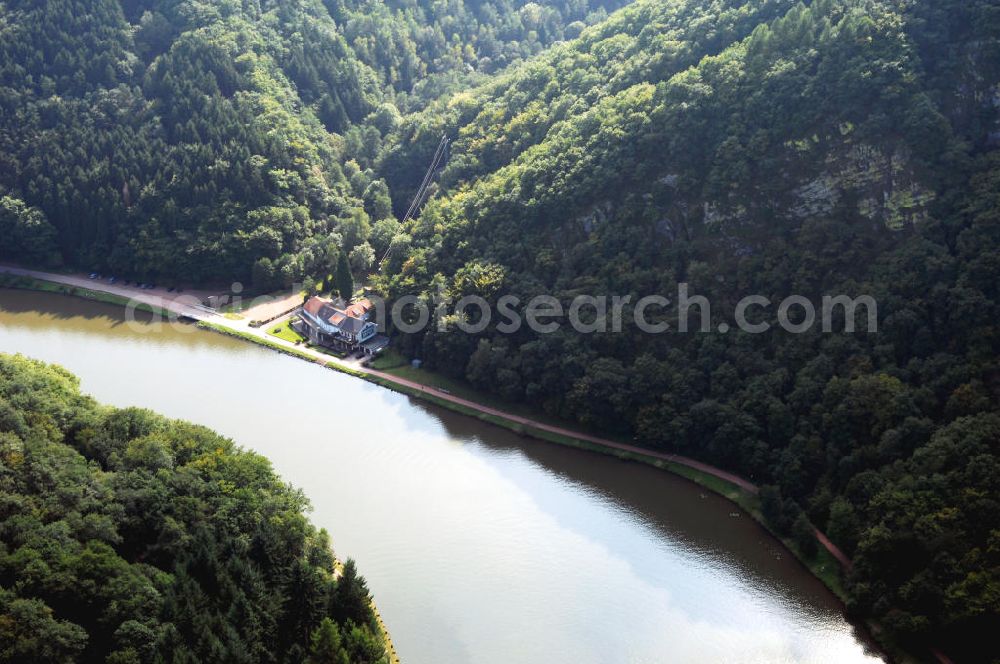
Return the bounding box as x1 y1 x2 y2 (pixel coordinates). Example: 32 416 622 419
0 289 881 663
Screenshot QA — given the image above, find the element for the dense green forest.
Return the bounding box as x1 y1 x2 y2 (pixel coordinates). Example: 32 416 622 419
0 0 625 284
0 0 388 282
329 0 632 108
2 0 999 660
0 353 387 663
375 0 1000 659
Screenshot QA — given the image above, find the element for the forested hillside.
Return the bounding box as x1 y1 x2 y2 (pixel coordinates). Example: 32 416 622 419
377 0 794 209
0 0 625 284
0 353 387 663
0 0 385 281
374 0 1000 659
328 0 631 108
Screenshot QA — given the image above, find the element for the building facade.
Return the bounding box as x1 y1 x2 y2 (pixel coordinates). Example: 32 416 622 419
296 296 388 355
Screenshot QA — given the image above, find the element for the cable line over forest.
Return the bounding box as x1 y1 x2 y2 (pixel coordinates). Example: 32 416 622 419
379 134 449 270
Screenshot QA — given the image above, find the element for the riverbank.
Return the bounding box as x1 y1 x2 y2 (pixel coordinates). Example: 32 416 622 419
1 267 899 660
331 560 400 664
0 269 847 577
0 273 168 316
362 368 852 597
0 273 407 661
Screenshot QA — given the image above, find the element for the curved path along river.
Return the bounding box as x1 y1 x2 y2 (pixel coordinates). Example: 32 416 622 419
1 265 850 560
0 287 881 663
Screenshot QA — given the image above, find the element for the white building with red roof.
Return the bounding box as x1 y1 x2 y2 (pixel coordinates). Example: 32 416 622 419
297 296 387 354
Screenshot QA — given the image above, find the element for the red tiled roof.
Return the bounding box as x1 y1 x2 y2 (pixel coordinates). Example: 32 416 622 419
303 296 329 316
302 296 370 333
344 299 372 318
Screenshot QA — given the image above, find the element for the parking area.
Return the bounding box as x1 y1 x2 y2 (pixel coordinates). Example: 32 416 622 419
240 291 303 323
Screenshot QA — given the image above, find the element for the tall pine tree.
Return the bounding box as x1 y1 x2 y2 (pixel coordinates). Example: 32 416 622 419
335 251 354 302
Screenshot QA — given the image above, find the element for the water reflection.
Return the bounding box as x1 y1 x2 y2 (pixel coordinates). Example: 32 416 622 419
409 400 880 652
0 289 882 663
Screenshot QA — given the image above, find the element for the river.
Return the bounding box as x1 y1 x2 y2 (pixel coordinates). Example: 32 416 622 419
0 288 881 663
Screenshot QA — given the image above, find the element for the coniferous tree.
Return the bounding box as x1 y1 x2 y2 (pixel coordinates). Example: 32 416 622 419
308 618 350 664
0 354 384 663
335 251 354 302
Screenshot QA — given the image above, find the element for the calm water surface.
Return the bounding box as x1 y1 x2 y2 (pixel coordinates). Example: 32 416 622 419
0 289 882 663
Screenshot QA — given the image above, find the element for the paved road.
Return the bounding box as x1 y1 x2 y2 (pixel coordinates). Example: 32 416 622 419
3 265 856 570
1 265 217 321
813 528 853 569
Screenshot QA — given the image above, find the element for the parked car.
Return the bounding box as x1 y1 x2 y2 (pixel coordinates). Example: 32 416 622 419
88 273 97 279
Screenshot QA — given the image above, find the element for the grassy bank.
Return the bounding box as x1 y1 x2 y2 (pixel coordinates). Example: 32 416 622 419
197 321 321 363
266 318 307 343
372 350 599 429
0 273 165 316
196 321 370 379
